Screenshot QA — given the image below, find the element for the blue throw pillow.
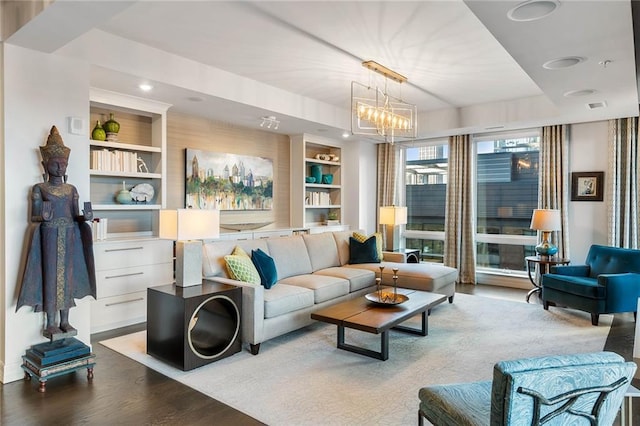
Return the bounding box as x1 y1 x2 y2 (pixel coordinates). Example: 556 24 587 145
251 248 278 289
349 236 380 264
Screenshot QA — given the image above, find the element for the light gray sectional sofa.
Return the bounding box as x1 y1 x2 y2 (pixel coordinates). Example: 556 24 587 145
202 230 458 355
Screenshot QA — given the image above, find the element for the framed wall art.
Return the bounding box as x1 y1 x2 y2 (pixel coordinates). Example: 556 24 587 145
185 148 273 210
571 171 604 202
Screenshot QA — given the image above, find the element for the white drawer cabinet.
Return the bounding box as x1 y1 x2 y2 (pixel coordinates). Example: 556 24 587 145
252 229 293 239
94 239 171 270
91 238 173 333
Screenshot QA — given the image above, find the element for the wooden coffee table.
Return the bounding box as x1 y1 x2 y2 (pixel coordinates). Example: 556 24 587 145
311 288 447 361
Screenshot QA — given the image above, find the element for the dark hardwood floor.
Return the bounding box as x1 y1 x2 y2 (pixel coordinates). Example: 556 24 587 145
1 284 637 425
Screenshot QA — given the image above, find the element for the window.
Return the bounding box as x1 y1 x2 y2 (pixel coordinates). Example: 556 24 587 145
403 142 448 263
475 131 540 272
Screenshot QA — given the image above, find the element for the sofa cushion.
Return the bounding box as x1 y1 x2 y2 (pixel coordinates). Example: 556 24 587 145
315 267 375 292
266 236 313 279
263 284 315 319
224 254 261 284
279 274 349 304
252 248 278 289
302 233 340 272
332 230 353 266
347 261 458 292
203 239 269 278
349 236 381 264
352 231 383 262
542 274 605 299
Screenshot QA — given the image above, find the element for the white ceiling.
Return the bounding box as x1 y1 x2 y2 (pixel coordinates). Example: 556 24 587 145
6 0 639 141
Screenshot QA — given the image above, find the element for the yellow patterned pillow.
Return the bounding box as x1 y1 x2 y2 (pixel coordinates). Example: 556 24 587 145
224 254 261 284
352 232 383 262
232 245 250 258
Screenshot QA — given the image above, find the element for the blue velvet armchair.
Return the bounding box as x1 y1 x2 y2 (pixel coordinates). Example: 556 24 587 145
418 351 636 426
541 245 640 325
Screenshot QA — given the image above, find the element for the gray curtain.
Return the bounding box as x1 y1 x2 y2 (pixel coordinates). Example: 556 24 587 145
607 117 639 248
538 125 570 259
444 134 476 284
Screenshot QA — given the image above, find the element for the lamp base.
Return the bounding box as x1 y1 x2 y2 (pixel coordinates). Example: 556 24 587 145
176 240 203 287
384 225 401 252
535 241 558 257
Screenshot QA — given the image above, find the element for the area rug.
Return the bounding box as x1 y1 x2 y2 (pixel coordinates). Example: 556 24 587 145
101 293 612 425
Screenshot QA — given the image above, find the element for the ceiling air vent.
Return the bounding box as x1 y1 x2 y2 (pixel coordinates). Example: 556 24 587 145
586 101 607 110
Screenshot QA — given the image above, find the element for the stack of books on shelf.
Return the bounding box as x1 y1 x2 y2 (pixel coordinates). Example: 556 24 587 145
305 191 331 206
91 148 139 173
91 218 108 241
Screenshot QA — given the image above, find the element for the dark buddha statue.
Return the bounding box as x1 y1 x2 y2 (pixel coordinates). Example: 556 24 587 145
16 126 96 339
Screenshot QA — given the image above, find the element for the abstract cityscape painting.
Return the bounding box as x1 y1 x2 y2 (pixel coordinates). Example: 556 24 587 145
185 148 273 210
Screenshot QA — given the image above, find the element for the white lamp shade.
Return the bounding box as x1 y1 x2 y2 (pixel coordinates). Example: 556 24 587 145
379 206 408 226
159 209 220 241
530 209 561 231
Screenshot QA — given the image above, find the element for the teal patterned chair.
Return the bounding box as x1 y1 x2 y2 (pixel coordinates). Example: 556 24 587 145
418 352 636 425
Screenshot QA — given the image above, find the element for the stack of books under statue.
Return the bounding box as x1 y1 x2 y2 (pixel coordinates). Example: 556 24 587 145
22 333 96 393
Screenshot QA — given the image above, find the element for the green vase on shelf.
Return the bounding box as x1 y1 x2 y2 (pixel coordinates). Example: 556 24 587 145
116 181 132 204
103 113 120 141
91 120 106 141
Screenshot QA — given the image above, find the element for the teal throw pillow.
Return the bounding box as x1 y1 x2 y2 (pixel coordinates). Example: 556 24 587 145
349 236 380 264
252 248 278 289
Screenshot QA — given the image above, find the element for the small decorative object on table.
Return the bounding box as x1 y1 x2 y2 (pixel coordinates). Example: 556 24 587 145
365 266 409 305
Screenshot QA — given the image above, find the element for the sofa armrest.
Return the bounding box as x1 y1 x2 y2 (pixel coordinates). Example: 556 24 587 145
549 265 589 276
599 273 640 311
202 276 265 345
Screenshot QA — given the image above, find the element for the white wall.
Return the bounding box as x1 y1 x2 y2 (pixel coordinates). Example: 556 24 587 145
567 120 609 263
2 44 91 383
342 139 377 233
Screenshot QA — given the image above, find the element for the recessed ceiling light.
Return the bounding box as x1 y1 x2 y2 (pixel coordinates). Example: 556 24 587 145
342 132 350 138
564 89 596 97
138 83 153 92
586 101 607 110
507 0 560 22
542 56 585 70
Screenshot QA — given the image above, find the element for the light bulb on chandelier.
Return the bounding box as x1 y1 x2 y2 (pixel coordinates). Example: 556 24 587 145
356 103 411 131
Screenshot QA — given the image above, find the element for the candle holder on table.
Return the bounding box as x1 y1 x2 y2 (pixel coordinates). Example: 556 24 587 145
365 266 409 305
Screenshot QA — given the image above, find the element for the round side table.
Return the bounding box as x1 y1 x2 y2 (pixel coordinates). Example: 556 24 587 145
525 255 570 303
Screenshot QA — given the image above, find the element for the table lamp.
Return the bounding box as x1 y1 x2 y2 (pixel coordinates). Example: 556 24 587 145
379 205 408 251
529 209 561 257
159 209 220 287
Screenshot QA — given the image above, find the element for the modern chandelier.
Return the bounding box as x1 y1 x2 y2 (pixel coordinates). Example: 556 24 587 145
351 60 417 142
